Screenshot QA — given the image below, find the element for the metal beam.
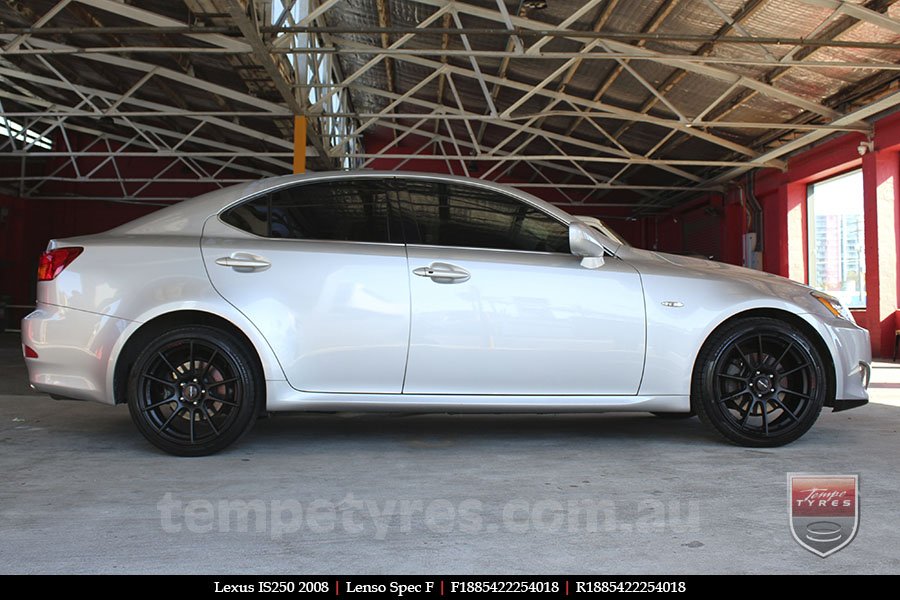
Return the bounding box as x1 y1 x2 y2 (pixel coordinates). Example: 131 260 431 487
332 40 767 160
405 0 845 120
797 0 900 34
703 89 900 186
73 0 251 51
3 0 72 52
348 83 718 180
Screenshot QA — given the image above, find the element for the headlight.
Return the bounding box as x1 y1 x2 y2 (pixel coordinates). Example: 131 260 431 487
811 291 855 323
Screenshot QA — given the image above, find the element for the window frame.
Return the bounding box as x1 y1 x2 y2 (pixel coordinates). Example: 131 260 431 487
216 176 406 246
216 174 592 257
396 177 575 256
805 167 866 309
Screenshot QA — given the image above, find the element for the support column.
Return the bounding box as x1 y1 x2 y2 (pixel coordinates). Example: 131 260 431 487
293 115 307 174
862 149 898 357
785 182 807 282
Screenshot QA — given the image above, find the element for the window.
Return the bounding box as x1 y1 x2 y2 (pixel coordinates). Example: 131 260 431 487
0 113 52 150
400 180 570 253
807 169 865 308
220 179 401 243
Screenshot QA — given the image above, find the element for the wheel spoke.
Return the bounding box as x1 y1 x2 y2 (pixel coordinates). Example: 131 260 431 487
207 393 238 407
189 341 195 372
733 343 753 370
201 349 219 380
717 372 746 382
761 401 770 435
142 373 177 389
758 334 765 367
201 409 220 435
739 399 756 427
779 363 810 377
212 377 239 387
189 408 195 443
719 388 749 403
142 397 177 412
781 388 812 400
771 398 800 422
157 406 184 432
774 342 794 369
158 351 179 376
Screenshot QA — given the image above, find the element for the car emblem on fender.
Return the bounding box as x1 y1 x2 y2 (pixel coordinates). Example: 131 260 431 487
788 473 859 557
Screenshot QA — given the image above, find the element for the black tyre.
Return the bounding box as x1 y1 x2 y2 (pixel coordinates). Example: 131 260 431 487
693 317 828 447
127 325 261 456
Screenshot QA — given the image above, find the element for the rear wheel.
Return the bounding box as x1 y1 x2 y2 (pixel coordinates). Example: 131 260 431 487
693 317 828 447
126 325 260 456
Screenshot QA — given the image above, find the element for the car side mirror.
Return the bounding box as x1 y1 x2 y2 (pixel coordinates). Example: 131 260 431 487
569 222 607 269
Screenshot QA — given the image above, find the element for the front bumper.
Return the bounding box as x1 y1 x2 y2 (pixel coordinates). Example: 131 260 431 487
823 318 871 412
21 303 131 404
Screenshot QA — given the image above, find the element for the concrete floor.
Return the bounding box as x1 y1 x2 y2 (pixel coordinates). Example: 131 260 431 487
1 331 898 574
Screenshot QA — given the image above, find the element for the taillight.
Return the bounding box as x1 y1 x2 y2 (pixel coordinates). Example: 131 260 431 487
37 247 83 281
23 345 38 359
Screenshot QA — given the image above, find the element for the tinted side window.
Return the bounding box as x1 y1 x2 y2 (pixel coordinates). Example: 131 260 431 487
401 180 570 253
220 179 401 243
221 194 268 237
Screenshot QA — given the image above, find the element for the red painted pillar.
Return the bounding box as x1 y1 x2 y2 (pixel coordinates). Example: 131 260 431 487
787 183 807 283
862 149 898 357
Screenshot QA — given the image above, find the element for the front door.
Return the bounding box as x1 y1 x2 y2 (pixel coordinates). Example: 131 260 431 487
399 178 646 395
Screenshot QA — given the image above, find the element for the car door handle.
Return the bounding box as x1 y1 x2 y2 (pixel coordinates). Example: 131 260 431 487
412 263 470 283
215 255 271 272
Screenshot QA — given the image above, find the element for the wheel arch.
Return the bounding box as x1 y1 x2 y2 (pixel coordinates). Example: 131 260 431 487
690 308 836 409
113 310 267 412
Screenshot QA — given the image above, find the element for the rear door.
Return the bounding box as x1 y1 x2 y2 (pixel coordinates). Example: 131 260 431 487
201 177 411 393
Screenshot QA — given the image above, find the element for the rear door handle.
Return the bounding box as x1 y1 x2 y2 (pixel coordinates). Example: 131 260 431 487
215 254 271 272
412 263 470 283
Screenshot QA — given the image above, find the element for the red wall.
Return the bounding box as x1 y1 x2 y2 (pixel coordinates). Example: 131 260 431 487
0 131 241 310
0 194 160 307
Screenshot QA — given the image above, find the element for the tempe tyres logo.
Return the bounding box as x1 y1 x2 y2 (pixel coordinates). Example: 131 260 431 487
788 474 859 557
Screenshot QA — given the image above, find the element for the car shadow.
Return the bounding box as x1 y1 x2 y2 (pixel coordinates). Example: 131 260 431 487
248 411 717 450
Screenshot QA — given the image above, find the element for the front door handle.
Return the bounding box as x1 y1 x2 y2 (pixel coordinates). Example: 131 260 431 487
412 263 470 283
215 254 271 272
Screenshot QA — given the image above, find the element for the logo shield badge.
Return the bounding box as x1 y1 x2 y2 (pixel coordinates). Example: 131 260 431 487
788 474 858 557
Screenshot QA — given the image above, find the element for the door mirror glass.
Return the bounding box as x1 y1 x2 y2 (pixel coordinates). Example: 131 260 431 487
569 222 607 268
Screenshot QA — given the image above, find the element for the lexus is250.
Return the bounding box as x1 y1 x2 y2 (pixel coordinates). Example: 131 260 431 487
22 172 870 455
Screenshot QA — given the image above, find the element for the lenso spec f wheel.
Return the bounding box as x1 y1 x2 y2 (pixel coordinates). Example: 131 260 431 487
127 326 260 456
693 317 828 447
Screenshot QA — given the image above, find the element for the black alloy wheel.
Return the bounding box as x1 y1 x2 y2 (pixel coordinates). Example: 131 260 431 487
127 326 260 456
693 317 828 447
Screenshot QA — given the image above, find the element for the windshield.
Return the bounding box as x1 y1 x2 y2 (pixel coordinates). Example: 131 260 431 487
577 217 630 247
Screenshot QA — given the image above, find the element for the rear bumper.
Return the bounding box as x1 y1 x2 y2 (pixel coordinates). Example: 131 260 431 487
21 303 130 405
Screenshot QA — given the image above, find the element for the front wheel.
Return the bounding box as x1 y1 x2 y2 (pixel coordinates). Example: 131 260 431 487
693 317 828 447
126 325 261 456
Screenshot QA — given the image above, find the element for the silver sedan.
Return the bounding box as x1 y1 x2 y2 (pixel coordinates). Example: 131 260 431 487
21 172 870 455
